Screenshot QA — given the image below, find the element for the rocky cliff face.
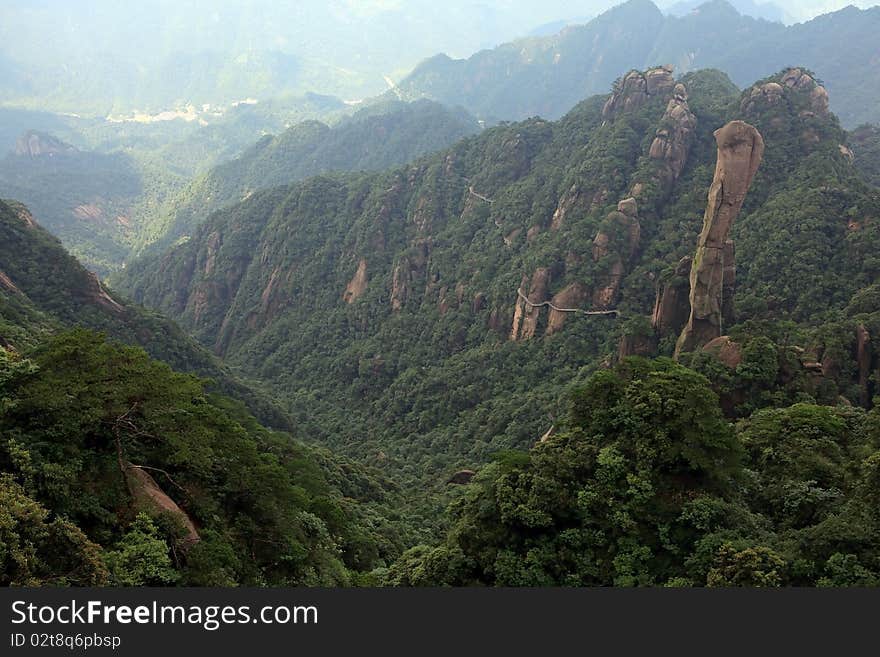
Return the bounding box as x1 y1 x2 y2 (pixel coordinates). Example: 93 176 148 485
592 198 641 309
741 68 830 118
602 66 676 121
511 268 551 341
14 131 78 158
648 83 697 191
344 258 369 304
677 121 765 356
652 256 692 337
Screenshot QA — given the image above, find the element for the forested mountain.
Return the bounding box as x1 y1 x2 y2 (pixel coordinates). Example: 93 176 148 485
0 198 409 585
5 2 880 590
393 0 880 127
0 100 478 275
134 100 481 254
119 62 880 522
0 133 173 275
0 199 289 428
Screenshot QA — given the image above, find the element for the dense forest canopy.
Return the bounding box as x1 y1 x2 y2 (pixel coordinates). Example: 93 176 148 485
110 64 880 581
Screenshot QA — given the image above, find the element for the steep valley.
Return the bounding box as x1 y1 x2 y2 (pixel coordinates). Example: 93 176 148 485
119 66 880 509
5 0 880 589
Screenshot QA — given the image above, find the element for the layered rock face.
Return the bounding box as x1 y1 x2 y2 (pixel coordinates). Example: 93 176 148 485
125 465 199 548
546 283 588 336
592 68 696 311
676 121 764 356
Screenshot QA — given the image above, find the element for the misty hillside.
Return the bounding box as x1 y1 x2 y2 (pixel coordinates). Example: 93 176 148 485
395 0 880 126
0 0 593 114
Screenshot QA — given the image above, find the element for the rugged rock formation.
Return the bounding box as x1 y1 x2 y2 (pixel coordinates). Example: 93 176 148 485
703 336 744 369
343 258 368 304
592 198 640 309
602 66 675 121
677 121 764 356
13 204 37 228
73 203 104 222
648 83 697 189
619 332 657 360
546 282 588 336
0 270 20 295
86 272 124 315
14 131 77 158
125 465 199 548
741 68 829 117
510 268 550 341
652 256 692 337
782 68 830 116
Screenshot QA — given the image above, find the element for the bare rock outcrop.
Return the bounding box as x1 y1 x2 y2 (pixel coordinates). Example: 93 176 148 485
648 83 697 189
125 465 199 548
14 131 77 158
741 68 829 117
603 66 675 121
592 198 640 309
510 268 550 341
546 282 588 336
0 270 20 295
721 240 737 328
676 121 764 356
857 324 872 407
447 470 476 485
13 204 37 228
86 272 124 315
619 332 657 360
703 336 744 369
343 258 368 304
652 256 692 337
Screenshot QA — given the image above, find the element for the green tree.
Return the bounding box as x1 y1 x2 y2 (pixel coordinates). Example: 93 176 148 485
105 513 178 586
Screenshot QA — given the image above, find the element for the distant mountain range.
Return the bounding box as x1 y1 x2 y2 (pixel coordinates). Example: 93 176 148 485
394 0 880 127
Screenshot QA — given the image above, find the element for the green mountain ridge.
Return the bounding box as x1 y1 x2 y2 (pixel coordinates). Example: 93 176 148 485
0 196 413 585
0 199 290 429
134 99 482 256
0 100 479 275
118 66 880 502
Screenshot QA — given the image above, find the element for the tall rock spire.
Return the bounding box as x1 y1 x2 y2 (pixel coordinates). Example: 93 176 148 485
676 120 764 356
